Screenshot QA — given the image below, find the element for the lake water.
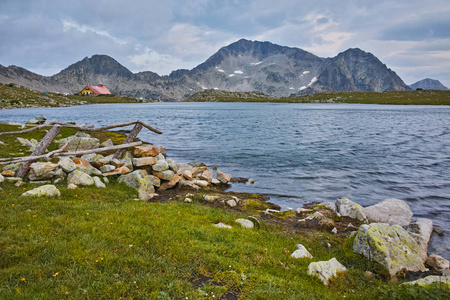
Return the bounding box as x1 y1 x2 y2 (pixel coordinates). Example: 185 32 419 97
1 102 449 258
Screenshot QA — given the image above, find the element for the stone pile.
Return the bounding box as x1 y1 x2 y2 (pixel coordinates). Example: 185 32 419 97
2 137 232 200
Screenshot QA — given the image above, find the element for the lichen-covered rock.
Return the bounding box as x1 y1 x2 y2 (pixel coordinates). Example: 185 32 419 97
133 145 159 157
178 169 193 180
100 165 116 173
133 157 157 167
73 158 101 176
297 212 335 231
17 137 39 151
336 197 366 221
235 218 254 229
213 222 232 229
363 198 413 226
319 201 337 212
158 175 180 191
200 170 213 182
291 244 313 259
21 185 60 197
408 218 433 262
118 170 156 201
216 171 232 184
0 174 4 183
402 276 450 287
307 258 346 285
28 162 59 181
425 254 450 272
103 166 131 176
67 170 94 186
152 160 169 172
152 170 175 181
353 223 426 276
93 176 106 188
58 157 77 173
166 159 178 172
59 137 100 151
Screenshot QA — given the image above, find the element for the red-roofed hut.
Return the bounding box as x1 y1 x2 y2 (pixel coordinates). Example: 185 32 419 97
79 85 111 95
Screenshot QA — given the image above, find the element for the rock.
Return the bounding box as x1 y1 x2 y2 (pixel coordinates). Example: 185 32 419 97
296 207 313 214
28 162 59 181
26 115 46 125
156 153 165 161
226 199 237 207
211 179 220 185
291 244 313 259
73 158 101 176
204 195 219 203
91 154 110 168
133 145 159 157
154 145 166 156
336 197 366 221
158 175 180 191
402 276 450 287
67 170 94 186
433 226 445 236
133 157 158 167
363 198 413 227
177 169 193 180
216 171 232 184
213 222 232 229
5 177 22 182
2 170 15 177
353 223 426 276
408 218 434 262
184 197 193 203
58 157 77 173
235 218 254 229
101 139 114 147
21 184 60 197
3 163 20 172
192 166 207 177
110 158 123 167
146 174 161 187
152 160 169 172
59 137 100 151
0 174 4 183
176 163 193 171
68 183 77 189
166 159 178 171
178 180 201 190
103 166 131 176
152 170 175 181
307 258 347 285
297 212 335 231
425 254 450 272
319 201 337 212
93 177 106 188
118 170 156 201
15 180 25 187
17 137 39 151
332 227 338 234
200 170 213 182
194 180 209 187
100 165 116 173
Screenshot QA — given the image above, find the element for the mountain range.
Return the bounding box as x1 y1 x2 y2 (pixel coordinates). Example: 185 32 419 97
0 39 413 101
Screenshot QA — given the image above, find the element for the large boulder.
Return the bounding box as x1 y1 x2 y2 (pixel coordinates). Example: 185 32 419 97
307 258 346 285
425 255 450 272
21 185 60 197
407 218 433 262
67 170 94 186
28 162 59 181
216 171 232 184
336 197 366 221
363 198 413 227
118 170 156 201
353 223 426 276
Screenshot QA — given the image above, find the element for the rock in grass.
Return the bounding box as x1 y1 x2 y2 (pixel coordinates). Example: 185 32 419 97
22 185 61 197
291 244 313 259
307 258 346 285
93 177 106 188
67 170 94 186
0 174 4 183
363 198 413 226
118 170 156 201
336 197 366 221
353 223 426 277
402 276 450 287
58 157 77 173
214 222 232 229
28 162 59 181
235 218 254 229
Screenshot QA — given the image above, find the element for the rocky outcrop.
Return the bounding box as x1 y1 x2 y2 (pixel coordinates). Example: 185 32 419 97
307 258 347 285
353 223 426 277
363 198 413 227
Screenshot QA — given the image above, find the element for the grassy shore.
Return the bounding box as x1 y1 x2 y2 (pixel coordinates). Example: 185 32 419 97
1 123 449 299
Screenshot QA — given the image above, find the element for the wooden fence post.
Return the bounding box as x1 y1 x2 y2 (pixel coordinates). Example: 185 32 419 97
112 122 143 160
15 125 62 178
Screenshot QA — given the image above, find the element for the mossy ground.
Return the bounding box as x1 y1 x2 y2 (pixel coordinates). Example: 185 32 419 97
1 123 449 299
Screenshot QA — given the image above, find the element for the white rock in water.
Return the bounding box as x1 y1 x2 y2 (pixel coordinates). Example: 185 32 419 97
364 198 413 227
307 258 346 285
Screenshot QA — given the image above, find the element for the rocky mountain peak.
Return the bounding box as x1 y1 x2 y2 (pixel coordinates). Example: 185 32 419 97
410 78 448 90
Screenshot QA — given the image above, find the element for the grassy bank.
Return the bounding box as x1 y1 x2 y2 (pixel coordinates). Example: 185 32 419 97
187 89 450 105
1 123 449 299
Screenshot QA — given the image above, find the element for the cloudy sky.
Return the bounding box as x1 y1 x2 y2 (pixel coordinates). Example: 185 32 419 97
1 0 449 86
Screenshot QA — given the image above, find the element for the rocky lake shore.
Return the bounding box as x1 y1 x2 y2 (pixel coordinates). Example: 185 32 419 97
1 119 449 298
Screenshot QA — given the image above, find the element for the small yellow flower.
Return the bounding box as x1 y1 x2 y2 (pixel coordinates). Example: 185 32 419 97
53 272 58 277
11 204 14 207
101 258 104 261
20 277 26 282
110 223 113 225
265 248 268 251
46 240 49 243
146 241 149 244
33 215 37 218
95 260 99 263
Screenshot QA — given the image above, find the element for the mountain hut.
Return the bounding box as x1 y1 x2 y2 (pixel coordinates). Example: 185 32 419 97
79 85 111 95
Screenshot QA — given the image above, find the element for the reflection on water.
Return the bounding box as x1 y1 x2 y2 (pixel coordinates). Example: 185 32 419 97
1 102 449 259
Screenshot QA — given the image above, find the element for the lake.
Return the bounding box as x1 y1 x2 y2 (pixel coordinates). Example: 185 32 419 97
1 102 449 258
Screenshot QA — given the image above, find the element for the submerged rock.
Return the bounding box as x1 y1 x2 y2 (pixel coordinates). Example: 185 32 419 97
363 198 413 227
353 223 426 276
307 258 346 285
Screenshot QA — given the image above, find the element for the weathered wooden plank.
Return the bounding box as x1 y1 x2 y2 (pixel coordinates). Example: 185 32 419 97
112 122 143 160
15 125 62 178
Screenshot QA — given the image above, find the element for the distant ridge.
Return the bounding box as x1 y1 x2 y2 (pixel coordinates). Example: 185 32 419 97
410 78 448 90
0 39 411 101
